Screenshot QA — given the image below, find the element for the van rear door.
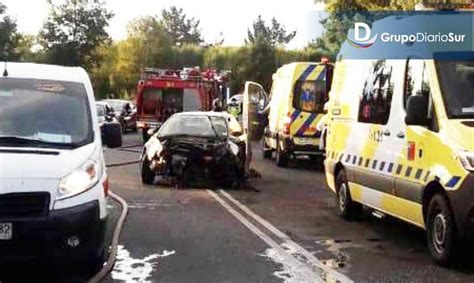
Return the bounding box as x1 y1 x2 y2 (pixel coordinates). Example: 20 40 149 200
290 64 329 144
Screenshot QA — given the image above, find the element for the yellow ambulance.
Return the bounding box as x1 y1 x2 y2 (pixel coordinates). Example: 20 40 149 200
325 50 474 265
261 61 334 167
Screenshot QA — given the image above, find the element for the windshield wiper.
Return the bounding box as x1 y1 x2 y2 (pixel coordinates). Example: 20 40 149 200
0 136 74 149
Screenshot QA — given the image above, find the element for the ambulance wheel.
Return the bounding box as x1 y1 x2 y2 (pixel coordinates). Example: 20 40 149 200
336 170 361 219
427 194 458 266
141 158 155 185
262 139 272 159
275 140 288 167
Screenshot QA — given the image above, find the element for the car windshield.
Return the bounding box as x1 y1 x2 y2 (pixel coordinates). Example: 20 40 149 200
436 59 474 119
158 115 227 138
106 100 127 111
0 78 93 149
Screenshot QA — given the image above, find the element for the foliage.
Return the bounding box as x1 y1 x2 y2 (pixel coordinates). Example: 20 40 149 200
246 15 296 47
161 6 202 46
0 2 21 60
39 0 113 68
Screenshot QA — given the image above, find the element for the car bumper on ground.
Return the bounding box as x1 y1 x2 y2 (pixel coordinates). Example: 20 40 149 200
0 200 106 263
448 173 474 241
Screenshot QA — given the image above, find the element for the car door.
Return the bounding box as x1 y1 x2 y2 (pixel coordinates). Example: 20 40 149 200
243 81 268 173
389 59 437 227
352 60 402 212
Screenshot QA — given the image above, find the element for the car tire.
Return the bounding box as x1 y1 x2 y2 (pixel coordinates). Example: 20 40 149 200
275 139 288 167
336 170 361 220
262 138 272 159
104 123 123 149
141 158 155 185
426 194 458 266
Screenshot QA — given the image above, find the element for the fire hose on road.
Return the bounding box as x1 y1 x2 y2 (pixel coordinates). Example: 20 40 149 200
87 190 129 283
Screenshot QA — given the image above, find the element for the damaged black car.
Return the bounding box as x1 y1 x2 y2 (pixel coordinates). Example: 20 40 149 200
140 112 247 188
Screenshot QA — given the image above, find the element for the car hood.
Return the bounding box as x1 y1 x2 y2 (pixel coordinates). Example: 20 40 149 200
0 143 96 180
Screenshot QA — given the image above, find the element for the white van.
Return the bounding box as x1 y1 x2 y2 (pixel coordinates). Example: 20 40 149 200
0 63 121 270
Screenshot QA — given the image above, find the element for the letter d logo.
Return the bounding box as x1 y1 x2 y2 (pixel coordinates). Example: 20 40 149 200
355 22 371 41
348 22 378 49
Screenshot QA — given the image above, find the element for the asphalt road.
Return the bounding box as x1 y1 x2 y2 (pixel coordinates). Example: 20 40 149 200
1 132 474 282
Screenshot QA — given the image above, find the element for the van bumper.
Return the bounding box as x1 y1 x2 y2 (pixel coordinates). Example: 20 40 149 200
280 135 322 155
0 200 106 263
447 173 474 241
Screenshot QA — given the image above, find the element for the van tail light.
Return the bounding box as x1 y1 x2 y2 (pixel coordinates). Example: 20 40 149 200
103 177 109 197
283 114 292 135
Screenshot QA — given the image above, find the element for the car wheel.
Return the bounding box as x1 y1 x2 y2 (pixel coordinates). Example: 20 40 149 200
275 138 288 167
336 170 361 219
262 138 272 159
104 123 123 149
141 158 155 185
427 194 458 266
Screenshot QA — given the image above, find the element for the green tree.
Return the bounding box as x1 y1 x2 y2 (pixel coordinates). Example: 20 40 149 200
0 2 21 60
39 0 113 68
246 15 296 47
161 6 202 46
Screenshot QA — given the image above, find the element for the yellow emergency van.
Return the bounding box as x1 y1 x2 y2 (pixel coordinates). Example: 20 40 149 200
262 61 334 167
325 52 474 265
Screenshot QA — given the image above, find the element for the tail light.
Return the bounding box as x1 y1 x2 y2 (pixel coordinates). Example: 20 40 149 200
203 156 214 162
283 114 292 135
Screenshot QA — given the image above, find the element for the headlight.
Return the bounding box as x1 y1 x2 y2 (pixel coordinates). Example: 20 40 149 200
458 151 474 172
58 160 100 199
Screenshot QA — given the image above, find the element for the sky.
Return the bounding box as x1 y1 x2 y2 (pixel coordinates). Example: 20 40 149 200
1 0 327 49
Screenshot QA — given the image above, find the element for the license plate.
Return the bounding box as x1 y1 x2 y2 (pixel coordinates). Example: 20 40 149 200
295 137 315 145
0 223 12 240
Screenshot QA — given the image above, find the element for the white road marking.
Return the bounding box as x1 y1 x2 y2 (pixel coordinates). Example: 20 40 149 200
207 190 322 283
111 245 176 283
219 190 353 283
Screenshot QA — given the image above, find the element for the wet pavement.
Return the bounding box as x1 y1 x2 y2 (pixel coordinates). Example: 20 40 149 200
1 132 474 282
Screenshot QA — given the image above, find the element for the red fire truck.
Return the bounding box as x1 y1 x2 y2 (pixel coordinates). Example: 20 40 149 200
135 67 230 141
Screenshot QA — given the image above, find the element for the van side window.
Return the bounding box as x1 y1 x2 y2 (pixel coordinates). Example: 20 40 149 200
293 71 327 113
358 60 394 125
404 60 431 109
404 60 437 131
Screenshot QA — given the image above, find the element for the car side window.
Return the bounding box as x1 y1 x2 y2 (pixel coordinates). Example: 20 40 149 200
358 60 394 125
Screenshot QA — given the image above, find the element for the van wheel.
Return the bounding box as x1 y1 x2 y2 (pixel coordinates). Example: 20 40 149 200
336 170 361 219
262 138 272 159
275 139 288 167
427 194 458 266
141 158 155 185
82 247 107 275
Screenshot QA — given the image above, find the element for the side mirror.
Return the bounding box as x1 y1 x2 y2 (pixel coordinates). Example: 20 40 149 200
103 123 123 148
405 96 429 126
